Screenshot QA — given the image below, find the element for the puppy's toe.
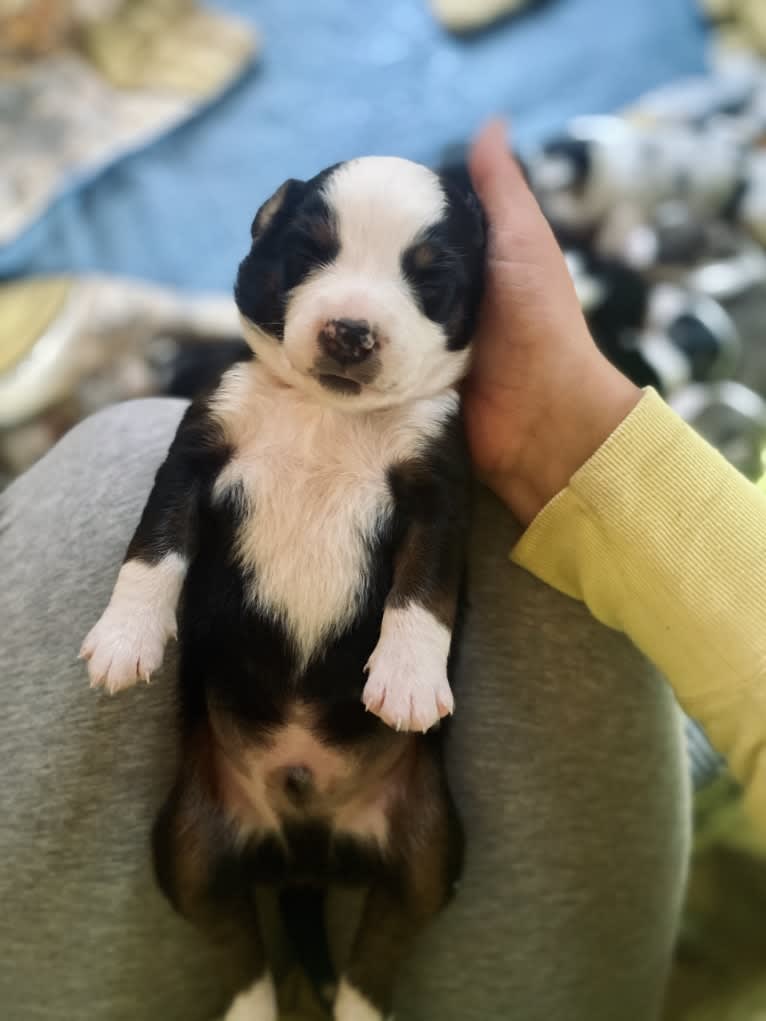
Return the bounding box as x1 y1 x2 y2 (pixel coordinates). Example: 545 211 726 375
363 656 453 733
82 608 170 694
363 605 453 732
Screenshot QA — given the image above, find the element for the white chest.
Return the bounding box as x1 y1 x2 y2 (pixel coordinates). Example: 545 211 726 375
211 365 456 666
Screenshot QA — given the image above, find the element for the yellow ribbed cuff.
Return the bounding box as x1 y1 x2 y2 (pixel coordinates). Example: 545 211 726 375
512 388 766 799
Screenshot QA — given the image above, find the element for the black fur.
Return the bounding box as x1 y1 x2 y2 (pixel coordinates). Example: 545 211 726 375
159 335 252 399
402 168 486 351
110 156 487 1016
541 137 592 194
164 402 468 745
234 168 340 340
125 399 230 565
143 393 468 1012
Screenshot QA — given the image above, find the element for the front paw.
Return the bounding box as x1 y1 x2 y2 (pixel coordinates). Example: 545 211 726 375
80 605 175 695
362 608 454 733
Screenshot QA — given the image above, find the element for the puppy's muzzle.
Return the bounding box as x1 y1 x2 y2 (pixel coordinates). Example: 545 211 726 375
315 318 382 393
318 318 378 366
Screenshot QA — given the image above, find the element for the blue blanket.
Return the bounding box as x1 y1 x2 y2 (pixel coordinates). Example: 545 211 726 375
2 0 708 292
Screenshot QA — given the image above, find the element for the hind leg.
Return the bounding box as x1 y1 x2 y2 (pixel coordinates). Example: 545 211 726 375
334 751 462 1021
153 768 277 1021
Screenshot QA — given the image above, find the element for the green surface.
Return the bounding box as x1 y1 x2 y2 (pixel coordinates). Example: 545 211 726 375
665 777 766 1021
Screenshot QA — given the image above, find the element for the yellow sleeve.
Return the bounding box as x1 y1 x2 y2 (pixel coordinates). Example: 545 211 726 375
512 388 766 827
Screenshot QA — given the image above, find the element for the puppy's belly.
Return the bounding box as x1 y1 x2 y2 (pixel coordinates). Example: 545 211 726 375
214 707 413 851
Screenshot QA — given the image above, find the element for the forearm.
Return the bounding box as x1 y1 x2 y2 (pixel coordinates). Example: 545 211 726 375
511 389 766 803
363 464 468 733
81 401 215 691
101 431 202 634
80 461 193 691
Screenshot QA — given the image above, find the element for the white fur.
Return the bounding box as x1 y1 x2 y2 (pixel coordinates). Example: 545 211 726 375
241 157 470 412
222 974 277 1021
363 603 453 733
334 979 386 1021
741 149 766 244
81 554 185 694
537 118 740 232
212 362 457 670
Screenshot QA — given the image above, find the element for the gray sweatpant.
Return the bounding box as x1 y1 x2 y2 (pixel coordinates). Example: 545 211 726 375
0 399 690 1021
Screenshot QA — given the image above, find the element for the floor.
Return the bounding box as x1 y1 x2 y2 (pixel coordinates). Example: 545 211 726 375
665 778 766 1021
0 0 708 289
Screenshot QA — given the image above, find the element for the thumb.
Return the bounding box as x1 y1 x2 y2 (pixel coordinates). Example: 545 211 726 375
469 119 535 222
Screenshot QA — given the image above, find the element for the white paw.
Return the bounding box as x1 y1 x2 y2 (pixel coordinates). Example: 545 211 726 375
80 604 175 694
221 975 277 1021
81 556 186 695
362 605 454 733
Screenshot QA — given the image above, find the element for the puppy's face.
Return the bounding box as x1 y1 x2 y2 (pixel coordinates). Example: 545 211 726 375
235 157 485 410
530 137 608 230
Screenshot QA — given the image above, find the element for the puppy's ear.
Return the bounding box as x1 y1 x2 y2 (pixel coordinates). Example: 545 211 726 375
250 178 306 242
236 178 306 337
438 163 486 250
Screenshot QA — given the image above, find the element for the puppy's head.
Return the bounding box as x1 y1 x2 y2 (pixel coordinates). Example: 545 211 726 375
235 157 485 409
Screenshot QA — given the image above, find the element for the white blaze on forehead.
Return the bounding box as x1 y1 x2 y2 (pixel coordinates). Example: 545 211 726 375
321 157 446 270
277 156 468 409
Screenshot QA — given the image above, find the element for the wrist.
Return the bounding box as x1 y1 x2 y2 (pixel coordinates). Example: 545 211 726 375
498 360 641 525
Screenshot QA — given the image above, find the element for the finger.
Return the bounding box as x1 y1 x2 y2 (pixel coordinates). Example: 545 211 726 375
469 118 537 223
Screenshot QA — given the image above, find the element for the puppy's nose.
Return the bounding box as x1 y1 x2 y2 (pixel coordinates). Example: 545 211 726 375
318 318 376 365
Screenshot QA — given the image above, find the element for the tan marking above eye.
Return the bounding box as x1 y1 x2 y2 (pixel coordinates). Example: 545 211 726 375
412 243 437 270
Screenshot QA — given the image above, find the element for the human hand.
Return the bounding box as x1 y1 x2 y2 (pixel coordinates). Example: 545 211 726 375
464 119 641 525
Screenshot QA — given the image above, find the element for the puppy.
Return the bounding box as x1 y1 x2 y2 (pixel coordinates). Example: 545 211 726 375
81 155 485 1020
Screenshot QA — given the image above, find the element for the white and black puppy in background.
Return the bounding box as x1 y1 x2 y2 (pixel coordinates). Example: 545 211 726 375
82 155 486 1021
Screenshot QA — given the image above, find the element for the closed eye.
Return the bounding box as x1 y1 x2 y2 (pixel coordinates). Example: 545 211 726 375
403 237 460 280
411 266 449 302
402 240 462 323
284 219 339 286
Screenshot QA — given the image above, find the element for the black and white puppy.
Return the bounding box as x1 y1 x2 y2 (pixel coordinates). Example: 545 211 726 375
81 156 485 1020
